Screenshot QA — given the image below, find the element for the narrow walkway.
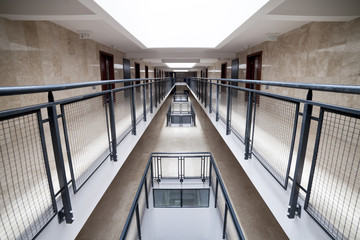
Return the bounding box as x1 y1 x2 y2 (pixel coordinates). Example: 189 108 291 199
77 89 288 239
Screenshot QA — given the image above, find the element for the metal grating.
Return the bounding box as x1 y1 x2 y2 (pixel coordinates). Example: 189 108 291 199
62 95 110 192
114 90 132 141
252 95 298 187
231 90 247 142
135 85 144 122
305 109 360 240
0 112 56 239
218 87 228 122
145 83 151 113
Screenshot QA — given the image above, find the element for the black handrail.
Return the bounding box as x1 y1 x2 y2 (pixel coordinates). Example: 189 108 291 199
0 77 170 96
193 77 360 94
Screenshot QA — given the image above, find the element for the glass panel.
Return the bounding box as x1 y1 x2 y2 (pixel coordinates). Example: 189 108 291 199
184 157 201 178
154 189 181 208
182 189 209 208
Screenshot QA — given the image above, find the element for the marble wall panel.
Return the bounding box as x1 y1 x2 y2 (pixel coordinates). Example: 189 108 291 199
234 18 360 109
0 18 129 110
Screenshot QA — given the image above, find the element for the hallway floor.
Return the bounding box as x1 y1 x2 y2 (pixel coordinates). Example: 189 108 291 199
76 89 288 240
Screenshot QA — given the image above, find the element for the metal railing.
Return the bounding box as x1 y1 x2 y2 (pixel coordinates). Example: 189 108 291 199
173 91 189 102
189 77 360 240
166 102 196 127
120 152 245 240
0 77 174 239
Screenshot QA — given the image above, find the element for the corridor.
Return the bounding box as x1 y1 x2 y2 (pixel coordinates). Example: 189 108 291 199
76 86 287 239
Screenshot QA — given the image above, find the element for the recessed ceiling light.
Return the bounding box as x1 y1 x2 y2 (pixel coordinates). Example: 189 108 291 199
173 70 189 72
165 63 196 68
93 0 269 48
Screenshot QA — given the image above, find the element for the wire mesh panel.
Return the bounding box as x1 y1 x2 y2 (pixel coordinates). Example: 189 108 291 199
114 90 132 141
305 109 360 240
62 95 110 192
145 83 151 113
252 95 299 188
160 157 178 179
226 210 239 240
138 184 146 225
184 157 202 178
207 80 211 109
134 85 144 122
218 87 228 122
124 213 138 240
211 82 217 113
231 89 247 142
0 111 56 239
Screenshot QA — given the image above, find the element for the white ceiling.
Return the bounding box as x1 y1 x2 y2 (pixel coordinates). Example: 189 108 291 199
1 0 359 70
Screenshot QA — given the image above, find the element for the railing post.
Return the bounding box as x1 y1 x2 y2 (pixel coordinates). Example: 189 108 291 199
144 178 149 209
204 79 208 108
223 202 228 239
209 160 212 187
287 90 313 218
150 80 153 113
198 78 200 99
150 158 154 187
209 80 212 113
201 78 204 104
142 80 147 122
226 86 232 135
136 203 142 240
215 178 219 208
244 84 254 159
108 88 117 161
158 79 161 104
47 91 74 223
130 82 137 135
216 80 220 121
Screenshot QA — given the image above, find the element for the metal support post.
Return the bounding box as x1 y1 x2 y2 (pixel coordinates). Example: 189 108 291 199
47 92 74 223
198 79 200 99
244 84 254 159
154 80 158 108
216 81 220 121
215 178 219 208
130 83 137 135
108 88 117 161
209 81 212 113
226 86 232 135
201 79 204 104
142 80 147 122
204 79 208 108
209 160 212 187
136 203 142 240
287 90 313 218
144 178 149 209
158 80 161 104
150 80 153 113
223 203 228 239
150 159 154 187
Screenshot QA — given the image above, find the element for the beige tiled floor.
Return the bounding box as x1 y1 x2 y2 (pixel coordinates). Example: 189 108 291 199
76 92 288 240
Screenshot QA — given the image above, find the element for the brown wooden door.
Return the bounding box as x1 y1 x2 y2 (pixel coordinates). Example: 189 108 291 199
221 62 227 91
246 51 262 102
135 62 140 85
100 51 115 101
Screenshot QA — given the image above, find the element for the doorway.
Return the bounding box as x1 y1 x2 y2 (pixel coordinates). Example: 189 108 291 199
135 62 140 85
221 62 227 91
246 51 262 102
100 51 115 101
